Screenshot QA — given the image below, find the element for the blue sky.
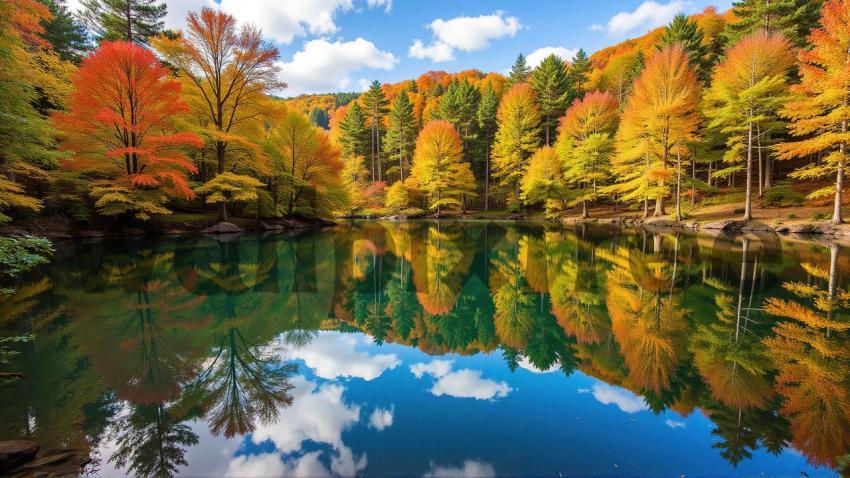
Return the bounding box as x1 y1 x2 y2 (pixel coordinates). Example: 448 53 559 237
70 0 735 96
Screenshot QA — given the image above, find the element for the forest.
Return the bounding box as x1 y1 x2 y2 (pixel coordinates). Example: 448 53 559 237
0 0 847 236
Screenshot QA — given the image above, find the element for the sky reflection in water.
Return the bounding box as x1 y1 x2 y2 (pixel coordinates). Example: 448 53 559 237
1 220 848 477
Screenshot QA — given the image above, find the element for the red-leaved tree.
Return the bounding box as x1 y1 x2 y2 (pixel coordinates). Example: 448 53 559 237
54 41 202 219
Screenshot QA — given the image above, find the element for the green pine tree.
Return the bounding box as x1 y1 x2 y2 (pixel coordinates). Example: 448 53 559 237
723 0 824 48
507 53 531 86
308 108 329 129
338 102 369 162
80 0 166 45
530 54 570 145
383 90 417 182
658 13 711 83
568 49 592 102
361 80 389 182
478 85 499 210
435 79 481 168
39 0 91 63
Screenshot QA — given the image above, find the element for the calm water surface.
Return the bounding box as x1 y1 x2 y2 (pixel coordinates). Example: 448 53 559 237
2 221 849 477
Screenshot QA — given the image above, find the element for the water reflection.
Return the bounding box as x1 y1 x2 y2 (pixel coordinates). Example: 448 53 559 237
1 221 849 476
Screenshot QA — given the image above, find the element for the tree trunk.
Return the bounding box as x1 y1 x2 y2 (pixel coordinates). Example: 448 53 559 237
216 141 228 221
484 144 490 211
834 121 846 224
744 120 754 221
757 122 763 198
581 200 589 219
675 148 682 222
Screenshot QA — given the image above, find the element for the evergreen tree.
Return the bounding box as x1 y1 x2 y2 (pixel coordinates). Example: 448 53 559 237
435 79 481 169
507 53 531 86
723 0 824 48
338 102 369 162
40 0 90 63
568 49 592 101
478 85 499 210
308 108 329 129
80 0 166 45
530 54 570 145
383 90 417 182
658 13 711 83
624 50 646 99
361 80 389 182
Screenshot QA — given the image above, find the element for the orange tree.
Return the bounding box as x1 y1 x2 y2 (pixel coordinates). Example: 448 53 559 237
777 0 850 224
53 41 201 220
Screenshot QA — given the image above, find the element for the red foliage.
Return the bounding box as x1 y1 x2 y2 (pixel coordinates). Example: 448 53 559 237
54 41 202 199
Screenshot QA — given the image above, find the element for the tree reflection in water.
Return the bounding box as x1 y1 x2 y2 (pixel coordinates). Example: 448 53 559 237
2 222 850 475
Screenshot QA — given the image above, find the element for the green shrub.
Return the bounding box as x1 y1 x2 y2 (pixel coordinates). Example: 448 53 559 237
812 212 828 221
763 185 804 207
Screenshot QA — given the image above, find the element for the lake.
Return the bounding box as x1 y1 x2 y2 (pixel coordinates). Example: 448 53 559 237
1 220 848 477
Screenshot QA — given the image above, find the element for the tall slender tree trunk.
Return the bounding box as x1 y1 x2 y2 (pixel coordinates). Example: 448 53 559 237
216 141 228 221
757 123 764 198
744 120 754 221
484 142 490 211
643 152 650 218
834 121 846 224
125 0 133 42
654 149 667 216
675 148 682 222
581 200 588 219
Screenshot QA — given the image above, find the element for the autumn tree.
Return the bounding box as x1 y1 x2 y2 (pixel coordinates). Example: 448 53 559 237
153 8 283 221
53 41 201 219
723 0 825 48
0 0 63 224
659 13 711 83
411 120 476 214
507 54 531 86
492 83 541 208
777 0 850 224
80 0 166 45
266 108 346 217
530 54 570 145
558 91 619 218
609 45 701 218
477 85 499 210
361 80 389 182
705 31 794 221
520 146 566 215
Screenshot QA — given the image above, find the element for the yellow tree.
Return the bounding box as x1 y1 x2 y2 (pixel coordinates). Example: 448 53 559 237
608 45 701 218
777 0 850 224
152 8 283 221
520 146 566 215
557 91 620 218
492 83 541 208
704 31 794 221
410 120 476 214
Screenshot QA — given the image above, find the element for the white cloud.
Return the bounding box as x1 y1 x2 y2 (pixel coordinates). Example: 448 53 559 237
601 0 691 37
410 359 453 379
589 23 606 32
366 0 392 13
517 356 561 374
330 445 368 476
430 369 511 400
577 388 591 394
289 331 401 381
409 39 456 62
251 375 361 453
409 11 521 62
368 407 394 431
424 460 496 478
225 453 288 478
526 47 579 68
665 419 687 429
411 360 511 400
591 383 649 414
